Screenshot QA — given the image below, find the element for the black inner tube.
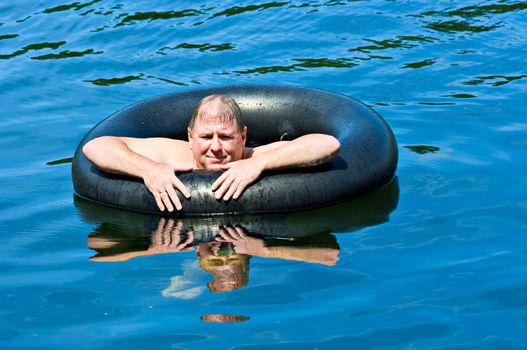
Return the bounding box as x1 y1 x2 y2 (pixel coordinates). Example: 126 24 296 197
72 85 398 216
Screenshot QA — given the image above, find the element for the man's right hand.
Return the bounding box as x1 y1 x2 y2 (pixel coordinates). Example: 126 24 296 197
143 162 192 212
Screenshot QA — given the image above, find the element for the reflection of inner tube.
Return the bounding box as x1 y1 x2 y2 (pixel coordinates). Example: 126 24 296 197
76 177 399 243
72 85 398 215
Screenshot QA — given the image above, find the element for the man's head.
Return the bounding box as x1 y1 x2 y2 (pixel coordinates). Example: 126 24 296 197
187 95 247 170
197 242 250 293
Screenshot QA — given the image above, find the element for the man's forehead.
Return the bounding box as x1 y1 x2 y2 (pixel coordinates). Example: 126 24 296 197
194 115 237 131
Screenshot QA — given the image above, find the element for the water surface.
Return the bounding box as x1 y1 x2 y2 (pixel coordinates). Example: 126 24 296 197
1 0 527 348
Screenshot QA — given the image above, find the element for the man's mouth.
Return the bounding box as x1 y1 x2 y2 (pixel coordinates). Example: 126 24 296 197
206 156 227 162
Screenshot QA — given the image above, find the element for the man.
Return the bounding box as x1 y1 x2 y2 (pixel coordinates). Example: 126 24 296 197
83 94 340 212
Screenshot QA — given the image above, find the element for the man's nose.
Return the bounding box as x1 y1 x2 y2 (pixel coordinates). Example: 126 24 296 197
211 135 222 153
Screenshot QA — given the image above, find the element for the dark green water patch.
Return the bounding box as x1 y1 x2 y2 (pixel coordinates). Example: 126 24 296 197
211 2 288 18
80 9 95 16
43 0 101 14
46 157 73 166
349 35 436 53
289 2 322 9
405 145 440 154
464 75 527 87
159 42 235 53
423 3 527 18
91 3 123 17
0 34 18 41
85 75 143 86
402 58 436 69
147 75 189 86
425 20 500 33
115 9 202 27
16 16 32 23
294 57 355 68
0 41 66 60
31 48 102 60
235 64 303 75
457 49 477 54
418 102 456 106
446 93 477 98
25 41 66 51
353 55 393 61
325 0 350 6
233 57 355 75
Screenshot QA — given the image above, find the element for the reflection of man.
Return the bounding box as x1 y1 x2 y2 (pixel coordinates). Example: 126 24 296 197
88 218 340 294
197 242 250 293
83 94 341 212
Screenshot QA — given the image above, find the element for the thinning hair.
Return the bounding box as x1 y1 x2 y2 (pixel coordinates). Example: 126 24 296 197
188 94 244 131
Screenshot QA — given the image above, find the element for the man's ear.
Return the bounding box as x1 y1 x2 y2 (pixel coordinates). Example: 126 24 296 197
187 127 193 148
241 126 247 145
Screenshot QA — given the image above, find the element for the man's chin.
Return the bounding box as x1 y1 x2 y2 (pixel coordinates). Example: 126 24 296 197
203 160 229 171
205 164 224 171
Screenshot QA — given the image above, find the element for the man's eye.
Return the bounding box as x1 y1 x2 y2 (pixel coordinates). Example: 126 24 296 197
201 135 212 139
220 135 233 140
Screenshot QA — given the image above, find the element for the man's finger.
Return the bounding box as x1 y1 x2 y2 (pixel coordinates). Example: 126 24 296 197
223 179 241 201
160 218 170 246
215 174 235 200
163 218 175 246
166 186 182 211
234 226 246 238
211 171 229 191
227 226 245 240
182 229 194 246
153 192 165 211
164 218 174 232
168 228 181 248
220 163 232 171
152 218 166 246
232 181 247 200
156 217 166 234
225 226 240 239
186 230 195 244
217 227 232 241
172 177 191 198
160 191 174 212
175 220 183 233
172 193 183 211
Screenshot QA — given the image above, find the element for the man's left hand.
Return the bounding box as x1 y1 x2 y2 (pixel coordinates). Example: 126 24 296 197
211 158 265 201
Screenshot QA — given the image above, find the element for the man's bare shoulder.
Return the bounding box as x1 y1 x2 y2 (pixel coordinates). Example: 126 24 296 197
123 137 192 164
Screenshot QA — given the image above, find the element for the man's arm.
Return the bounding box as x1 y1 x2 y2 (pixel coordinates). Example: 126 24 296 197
217 226 340 266
82 136 192 212
211 134 340 200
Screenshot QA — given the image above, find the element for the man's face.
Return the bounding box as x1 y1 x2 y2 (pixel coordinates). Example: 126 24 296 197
188 117 247 170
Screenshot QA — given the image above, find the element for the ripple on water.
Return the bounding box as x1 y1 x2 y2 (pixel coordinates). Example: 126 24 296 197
231 323 453 349
42 0 103 15
0 41 66 60
463 74 527 87
99 334 208 349
211 268 369 306
114 9 204 27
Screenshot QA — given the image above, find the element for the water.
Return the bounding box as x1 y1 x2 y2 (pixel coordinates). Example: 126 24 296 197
1 0 527 348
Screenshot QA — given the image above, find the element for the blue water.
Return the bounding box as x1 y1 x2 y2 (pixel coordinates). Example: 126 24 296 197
1 0 527 348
